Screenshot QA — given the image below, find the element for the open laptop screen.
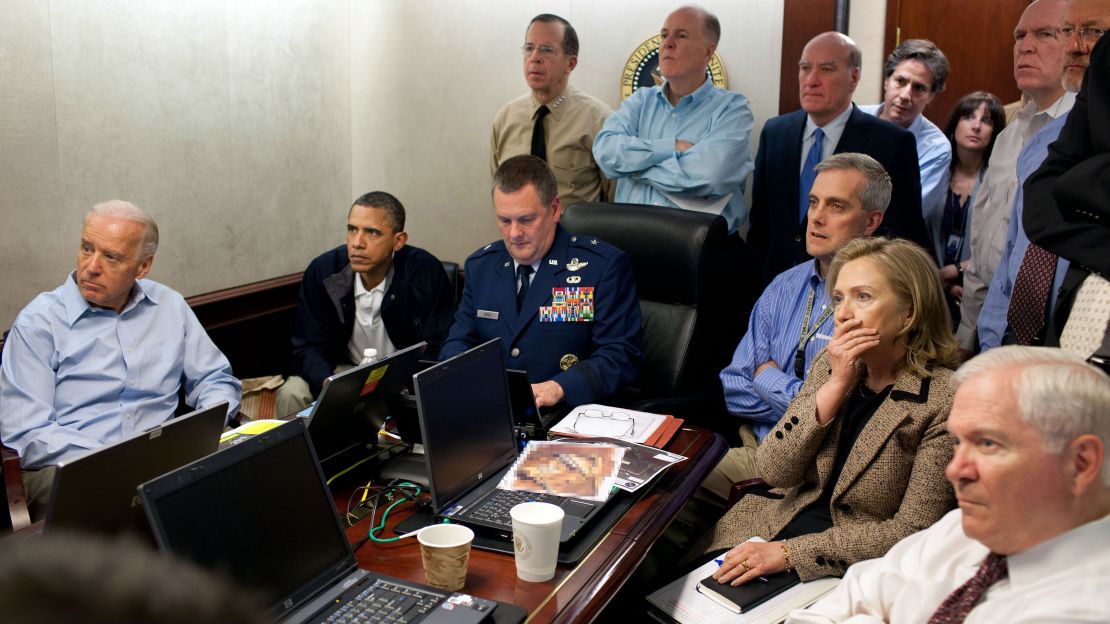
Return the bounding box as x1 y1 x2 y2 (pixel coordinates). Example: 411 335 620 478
141 420 353 618
45 401 228 539
415 338 518 515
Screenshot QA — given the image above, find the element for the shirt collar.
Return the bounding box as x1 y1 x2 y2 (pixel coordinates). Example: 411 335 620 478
532 85 574 114
1020 91 1076 123
354 265 393 299
805 103 853 143
1008 513 1110 590
62 272 154 326
657 75 714 109
804 258 827 289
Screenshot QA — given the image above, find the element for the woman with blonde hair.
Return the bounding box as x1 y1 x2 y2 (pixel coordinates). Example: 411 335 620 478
703 238 959 586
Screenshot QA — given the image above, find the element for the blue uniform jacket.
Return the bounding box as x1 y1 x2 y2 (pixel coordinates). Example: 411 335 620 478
440 224 643 406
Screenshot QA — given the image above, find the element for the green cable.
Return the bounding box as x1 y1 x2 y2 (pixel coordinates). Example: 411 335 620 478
367 482 422 542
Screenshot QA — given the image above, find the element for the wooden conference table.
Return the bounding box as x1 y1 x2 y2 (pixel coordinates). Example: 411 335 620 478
344 425 726 623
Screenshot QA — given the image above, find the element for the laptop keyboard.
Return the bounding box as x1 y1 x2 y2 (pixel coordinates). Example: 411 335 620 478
466 488 564 529
323 579 442 623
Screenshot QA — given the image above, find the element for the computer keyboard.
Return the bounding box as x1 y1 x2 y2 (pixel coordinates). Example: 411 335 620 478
323 578 442 623
466 489 564 529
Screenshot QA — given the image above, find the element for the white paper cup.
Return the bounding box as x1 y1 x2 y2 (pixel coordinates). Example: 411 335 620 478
417 523 474 591
510 501 564 582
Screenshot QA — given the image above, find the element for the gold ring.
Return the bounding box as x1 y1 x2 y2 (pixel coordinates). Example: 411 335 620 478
741 560 751 572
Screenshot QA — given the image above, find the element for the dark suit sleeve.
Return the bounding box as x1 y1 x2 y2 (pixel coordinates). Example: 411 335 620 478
884 132 931 255
438 257 480 361
552 251 644 406
290 266 344 396
746 125 772 278
1025 38 1110 276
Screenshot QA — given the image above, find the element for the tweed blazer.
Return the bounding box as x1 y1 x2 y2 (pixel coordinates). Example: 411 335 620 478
700 350 955 581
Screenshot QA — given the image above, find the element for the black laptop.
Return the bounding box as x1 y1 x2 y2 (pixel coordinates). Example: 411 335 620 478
139 418 520 624
411 339 605 544
303 341 427 470
44 402 228 540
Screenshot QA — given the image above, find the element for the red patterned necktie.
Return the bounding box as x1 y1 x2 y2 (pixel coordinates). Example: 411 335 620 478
926 552 1008 624
1007 243 1057 345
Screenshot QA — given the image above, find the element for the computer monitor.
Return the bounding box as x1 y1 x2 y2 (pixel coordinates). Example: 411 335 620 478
413 338 518 516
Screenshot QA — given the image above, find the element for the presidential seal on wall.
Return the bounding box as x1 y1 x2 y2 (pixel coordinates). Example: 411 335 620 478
620 34 727 100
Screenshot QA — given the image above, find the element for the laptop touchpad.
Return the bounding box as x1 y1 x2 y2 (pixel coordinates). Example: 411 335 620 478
562 500 596 518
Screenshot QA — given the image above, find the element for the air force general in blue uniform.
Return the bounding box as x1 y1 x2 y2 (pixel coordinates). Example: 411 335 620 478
440 156 642 408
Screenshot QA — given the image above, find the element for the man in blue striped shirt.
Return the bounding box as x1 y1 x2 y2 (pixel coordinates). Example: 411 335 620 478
706 153 890 500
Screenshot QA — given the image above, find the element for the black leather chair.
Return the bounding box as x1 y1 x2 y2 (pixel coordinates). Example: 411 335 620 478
561 202 757 430
441 260 460 304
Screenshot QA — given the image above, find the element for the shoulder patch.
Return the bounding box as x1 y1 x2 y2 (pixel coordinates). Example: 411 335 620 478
467 240 506 261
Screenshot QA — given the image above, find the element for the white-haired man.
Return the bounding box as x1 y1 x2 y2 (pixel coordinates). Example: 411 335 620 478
0 201 241 518
789 346 1110 623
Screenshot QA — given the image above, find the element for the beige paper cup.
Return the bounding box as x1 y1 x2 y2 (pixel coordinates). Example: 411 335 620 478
417 523 474 591
510 501 564 582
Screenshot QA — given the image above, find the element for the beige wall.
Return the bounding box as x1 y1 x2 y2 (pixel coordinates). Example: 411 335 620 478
0 0 352 329
2 1 895 330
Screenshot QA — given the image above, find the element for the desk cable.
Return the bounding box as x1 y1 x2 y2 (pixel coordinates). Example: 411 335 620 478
348 480 424 550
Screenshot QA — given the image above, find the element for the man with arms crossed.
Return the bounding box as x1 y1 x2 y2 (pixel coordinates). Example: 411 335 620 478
491 14 613 207
0 201 241 518
789 346 1110 623
593 5 754 234
440 155 642 409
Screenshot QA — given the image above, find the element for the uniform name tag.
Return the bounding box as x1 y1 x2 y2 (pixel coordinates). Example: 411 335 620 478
477 309 499 320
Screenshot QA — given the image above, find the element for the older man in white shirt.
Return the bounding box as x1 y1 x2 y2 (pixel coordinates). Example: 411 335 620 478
788 346 1110 623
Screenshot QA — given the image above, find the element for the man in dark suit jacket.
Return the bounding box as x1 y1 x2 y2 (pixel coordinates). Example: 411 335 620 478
440 155 643 408
747 32 928 284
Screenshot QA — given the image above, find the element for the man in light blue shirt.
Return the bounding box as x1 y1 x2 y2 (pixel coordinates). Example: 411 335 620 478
708 153 889 498
592 5 753 233
859 39 952 225
0 201 241 516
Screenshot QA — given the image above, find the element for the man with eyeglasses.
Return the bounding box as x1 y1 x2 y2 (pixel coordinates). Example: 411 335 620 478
979 0 1108 352
593 5 754 234
957 0 1074 357
1023 0 1110 362
490 14 613 208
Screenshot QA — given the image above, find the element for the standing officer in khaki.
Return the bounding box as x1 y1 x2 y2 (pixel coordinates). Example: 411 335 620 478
490 14 614 207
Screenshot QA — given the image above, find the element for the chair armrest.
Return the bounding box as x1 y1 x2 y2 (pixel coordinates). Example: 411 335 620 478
2 445 31 533
726 478 769 510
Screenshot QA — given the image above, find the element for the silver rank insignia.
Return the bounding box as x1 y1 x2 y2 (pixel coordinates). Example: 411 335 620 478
559 354 579 370
590 239 599 245
566 258 589 271
566 275 582 284
503 261 511 267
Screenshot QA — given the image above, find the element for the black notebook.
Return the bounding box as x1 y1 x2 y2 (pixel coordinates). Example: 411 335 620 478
696 571 801 614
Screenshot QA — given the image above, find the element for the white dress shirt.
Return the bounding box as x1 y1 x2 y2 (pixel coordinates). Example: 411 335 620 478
347 267 397 364
788 509 1110 623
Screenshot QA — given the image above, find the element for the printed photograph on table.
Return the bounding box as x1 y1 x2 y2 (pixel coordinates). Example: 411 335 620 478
499 441 624 501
